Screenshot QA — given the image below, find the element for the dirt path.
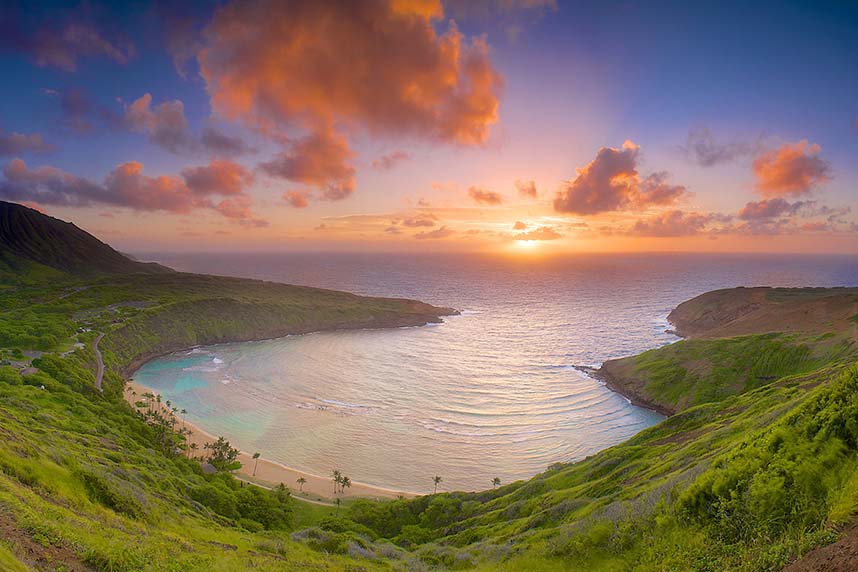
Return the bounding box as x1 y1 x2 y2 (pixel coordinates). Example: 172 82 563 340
785 526 858 571
92 333 104 391
234 476 336 507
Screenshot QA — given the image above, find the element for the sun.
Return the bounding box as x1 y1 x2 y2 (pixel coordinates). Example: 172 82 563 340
513 239 540 251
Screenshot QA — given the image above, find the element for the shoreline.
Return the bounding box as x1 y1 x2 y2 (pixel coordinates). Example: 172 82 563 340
117 313 458 379
124 380 419 502
119 309 678 499
579 313 683 418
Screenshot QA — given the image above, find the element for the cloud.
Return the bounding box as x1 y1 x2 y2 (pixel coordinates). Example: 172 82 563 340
628 210 722 237
513 220 527 230
45 88 122 134
737 198 806 220
283 190 310 208
0 157 265 225
259 130 355 201
0 5 134 72
0 130 53 156
211 195 268 226
402 214 438 227
372 151 411 170
200 127 253 156
125 93 192 154
680 127 754 167
635 172 688 207
198 0 503 204
415 225 455 239
468 186 503 205
514 225 561 240
0 158 106 207
752 139 831 196
50 89 251 155
443 0 558 44
553 140 688 215
182 160 252 196
515 179 537 198
385 225 403 234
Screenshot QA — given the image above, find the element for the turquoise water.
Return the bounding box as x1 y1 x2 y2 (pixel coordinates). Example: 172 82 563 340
135 253 858 492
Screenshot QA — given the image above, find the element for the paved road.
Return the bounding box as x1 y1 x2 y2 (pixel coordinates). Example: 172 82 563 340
93 333 105 391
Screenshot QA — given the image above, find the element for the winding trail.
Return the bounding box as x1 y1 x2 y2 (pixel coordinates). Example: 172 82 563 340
234 476 336 507
93 333 105 391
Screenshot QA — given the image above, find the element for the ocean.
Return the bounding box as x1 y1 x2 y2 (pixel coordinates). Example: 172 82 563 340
132 252 858 492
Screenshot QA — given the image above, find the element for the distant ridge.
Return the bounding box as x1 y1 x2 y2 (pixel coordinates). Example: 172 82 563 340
0 201 171 275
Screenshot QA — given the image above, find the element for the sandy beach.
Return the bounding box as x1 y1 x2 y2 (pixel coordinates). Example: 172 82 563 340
124 380 417 502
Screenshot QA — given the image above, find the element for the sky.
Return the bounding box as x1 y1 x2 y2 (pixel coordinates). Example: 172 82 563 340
0 0 856 254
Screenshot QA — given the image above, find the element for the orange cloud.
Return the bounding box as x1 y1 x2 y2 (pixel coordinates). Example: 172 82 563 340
198 0 502 203
738 198 805 220
372 151 411 170
468 186 503 205
415 225 455 239
283 190 310 208
515 179 537 198
259 130 355 201
402 213 438 227
0 158 265 225
628 210 720 237
513 220 527 230
182 159 252 196
514 226 561 240
752 140 831 196
125 93 191 153
554 141 688 215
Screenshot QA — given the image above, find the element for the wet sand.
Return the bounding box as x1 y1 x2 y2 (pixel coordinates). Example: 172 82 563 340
124 380 418 502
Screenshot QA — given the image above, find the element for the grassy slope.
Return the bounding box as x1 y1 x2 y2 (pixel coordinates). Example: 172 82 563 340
2 252 858 571
597 287 858 414
0 239 453 570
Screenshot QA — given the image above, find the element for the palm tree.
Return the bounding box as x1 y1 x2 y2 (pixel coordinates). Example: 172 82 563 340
433 475 442 494
492 477 501 488
296 477 307 492
180 408 187 429
340 476 351 494
188 442 198 458
252 452 261 476
331 470 342 495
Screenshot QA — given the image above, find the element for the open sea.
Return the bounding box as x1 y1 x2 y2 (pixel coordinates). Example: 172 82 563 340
132 252 858 492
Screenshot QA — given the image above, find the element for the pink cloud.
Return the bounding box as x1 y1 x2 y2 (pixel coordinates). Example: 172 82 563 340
554 141 688 215
753 140 831 196
468 186 503 205
198 0 503 205
515 179 537 199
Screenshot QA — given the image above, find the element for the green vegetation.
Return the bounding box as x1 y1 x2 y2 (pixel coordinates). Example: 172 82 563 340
602 331 855 412
1 203 857 570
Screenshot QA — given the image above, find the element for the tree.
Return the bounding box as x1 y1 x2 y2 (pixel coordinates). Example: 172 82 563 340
252 452 261 476
336 497 341 515
188 442 198 458
433 475 442 494
492 477 501 488
340 476 351 494
331 470 342 495
180 408 187 429
296 477 307 492
204 437 241 471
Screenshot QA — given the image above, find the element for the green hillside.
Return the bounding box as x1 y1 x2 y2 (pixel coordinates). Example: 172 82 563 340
0 201 170 276
1 205 857 571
